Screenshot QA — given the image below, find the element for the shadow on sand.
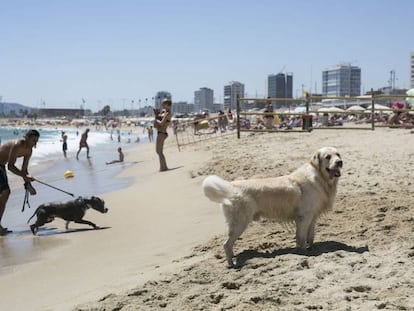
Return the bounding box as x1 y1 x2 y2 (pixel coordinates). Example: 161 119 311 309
235 241 369 268
37 226 111 236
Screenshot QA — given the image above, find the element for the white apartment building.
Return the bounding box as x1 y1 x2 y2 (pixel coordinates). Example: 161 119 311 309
322 64 361 97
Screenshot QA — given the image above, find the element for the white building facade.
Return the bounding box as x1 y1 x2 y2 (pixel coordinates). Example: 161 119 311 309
322 64 361 97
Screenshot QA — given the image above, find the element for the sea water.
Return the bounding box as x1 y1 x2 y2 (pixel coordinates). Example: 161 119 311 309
0 126 148 165
0 125 151 235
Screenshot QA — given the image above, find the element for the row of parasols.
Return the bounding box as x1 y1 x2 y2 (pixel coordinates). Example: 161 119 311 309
315 88 414 114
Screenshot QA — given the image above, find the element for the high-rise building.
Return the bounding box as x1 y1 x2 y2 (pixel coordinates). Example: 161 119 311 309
410 52 414 89
194 87 214 113
322 64 361 97
224 81 244 110
267 73 293 107
154 91 172 109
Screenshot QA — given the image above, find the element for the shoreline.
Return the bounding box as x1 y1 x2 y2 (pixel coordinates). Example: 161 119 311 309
1 128 414 310
0 129 224 310
0 127 151 276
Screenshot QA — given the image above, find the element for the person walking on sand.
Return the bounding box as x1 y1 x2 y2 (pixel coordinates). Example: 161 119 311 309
76 128 90 160
106 147 124 164
0 129 39 235
61 131 68 158
154 99 172 172
147 126 154 142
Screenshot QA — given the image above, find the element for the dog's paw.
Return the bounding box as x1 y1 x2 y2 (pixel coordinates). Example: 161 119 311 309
30 224 37 235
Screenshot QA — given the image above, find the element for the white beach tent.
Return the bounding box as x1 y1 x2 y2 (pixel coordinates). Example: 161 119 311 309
318 107 345 113
365 103 391 114
346 105 365 112
370 103 390 110
406 88 414 107
293 106 307 113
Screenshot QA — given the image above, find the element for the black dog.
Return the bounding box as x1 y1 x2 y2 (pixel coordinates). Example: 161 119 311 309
27 196 108 235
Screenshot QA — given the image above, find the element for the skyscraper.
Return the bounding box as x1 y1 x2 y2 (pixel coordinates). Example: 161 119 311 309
224 81 244 110
194 87 214 113
322 64 361 97
267 73 293 107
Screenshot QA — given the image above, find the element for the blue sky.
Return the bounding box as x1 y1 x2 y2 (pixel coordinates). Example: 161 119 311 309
0 0 413 111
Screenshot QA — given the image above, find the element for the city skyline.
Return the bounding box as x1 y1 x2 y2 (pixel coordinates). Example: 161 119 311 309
1 0 413 112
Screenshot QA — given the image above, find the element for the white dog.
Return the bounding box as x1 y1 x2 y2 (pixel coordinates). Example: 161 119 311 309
202 146 342 267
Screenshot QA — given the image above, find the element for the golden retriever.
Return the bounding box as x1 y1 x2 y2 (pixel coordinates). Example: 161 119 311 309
202 146 342 267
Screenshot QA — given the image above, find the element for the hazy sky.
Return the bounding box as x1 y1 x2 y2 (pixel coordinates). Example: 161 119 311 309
1 0 413 111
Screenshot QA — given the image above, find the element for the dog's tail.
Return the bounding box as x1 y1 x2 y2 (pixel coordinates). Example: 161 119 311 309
202 175 234 205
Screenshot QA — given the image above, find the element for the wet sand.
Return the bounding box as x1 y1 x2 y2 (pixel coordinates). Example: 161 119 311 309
0 132 223 310
0 135 138 273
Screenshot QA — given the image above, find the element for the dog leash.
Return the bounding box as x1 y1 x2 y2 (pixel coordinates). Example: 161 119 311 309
34 178 75 197
21 179 75 213
21 184 32 212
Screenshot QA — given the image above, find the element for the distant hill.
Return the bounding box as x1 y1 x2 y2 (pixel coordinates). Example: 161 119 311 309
0 102 35 115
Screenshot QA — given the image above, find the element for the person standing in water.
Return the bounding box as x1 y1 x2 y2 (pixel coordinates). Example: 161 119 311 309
61 131 68 158
76 128 90 160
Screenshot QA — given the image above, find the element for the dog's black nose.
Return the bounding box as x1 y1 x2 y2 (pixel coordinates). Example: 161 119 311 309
336 160 343 168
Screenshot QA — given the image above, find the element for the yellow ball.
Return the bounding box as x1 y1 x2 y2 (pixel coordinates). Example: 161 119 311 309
64 170 74 179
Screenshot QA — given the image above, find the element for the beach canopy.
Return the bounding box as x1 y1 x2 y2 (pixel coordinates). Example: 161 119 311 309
346 105 365 112
318 107 345 113
367 103 390 111
364 103 392 114
406 88 414 107
294 106 307 113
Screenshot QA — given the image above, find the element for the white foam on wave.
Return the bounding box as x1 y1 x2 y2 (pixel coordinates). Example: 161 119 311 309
0 127 147 165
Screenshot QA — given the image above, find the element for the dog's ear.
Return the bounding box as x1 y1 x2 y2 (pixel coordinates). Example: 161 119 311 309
311 150 320 169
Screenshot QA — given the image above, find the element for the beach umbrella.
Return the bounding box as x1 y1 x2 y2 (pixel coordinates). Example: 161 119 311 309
366 103 390 111
318 107 345 113
293 106 307 113
346 105 365 112
406 88 414 108
364 103 392 114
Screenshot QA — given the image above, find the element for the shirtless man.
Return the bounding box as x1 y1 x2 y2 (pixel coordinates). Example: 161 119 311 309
76 128 90 160
0 129 39 235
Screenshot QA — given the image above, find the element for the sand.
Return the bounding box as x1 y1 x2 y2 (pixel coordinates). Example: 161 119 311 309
1 127 414 310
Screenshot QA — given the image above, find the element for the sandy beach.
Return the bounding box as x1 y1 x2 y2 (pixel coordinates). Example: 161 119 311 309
1 127 414 310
